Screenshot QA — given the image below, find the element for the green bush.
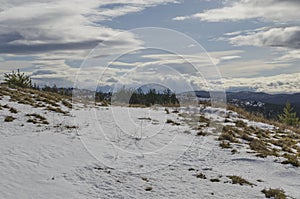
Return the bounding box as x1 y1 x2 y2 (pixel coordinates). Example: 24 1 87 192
4 69 32 88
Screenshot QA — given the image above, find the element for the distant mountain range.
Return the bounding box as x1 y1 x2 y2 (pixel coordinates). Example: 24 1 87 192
95 86 300 119
193 91 300 119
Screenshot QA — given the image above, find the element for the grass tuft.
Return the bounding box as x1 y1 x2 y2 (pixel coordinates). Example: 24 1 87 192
235 120 247 127
249 139 277 158
166 119 180 126
227 175 254 186
262 188 286 199
281 154 300 167
9 107 18 113
26 113 49 125
219 141 232 149
195 173 207 179
46 106 67 114
4 116 15 122
210 178 220 182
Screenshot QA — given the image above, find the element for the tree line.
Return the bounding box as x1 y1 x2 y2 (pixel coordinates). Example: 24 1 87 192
110 86 179 107
2 69 299 127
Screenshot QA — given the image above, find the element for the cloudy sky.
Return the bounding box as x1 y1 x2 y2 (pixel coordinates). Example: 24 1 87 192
1 0 300 93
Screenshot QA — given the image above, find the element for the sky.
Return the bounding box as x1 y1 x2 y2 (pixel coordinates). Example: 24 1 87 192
0 0 300 93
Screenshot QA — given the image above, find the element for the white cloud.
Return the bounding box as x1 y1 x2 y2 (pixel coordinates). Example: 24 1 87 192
0 0 178 56
220 56 241 61
222 73 300 93
222 26 300 62
276 50 300 61
227 26 300 49
0 61 33 73
140 50 243 66
219 60 291 78
0 0 178 86
173 0 300 23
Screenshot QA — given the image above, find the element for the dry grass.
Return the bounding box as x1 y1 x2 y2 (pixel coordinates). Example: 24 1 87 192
195 173 207 179
26 113 49 125
218 132 238 143
227 104 300 134
281 154 300 167
2 104 10 109
227 175 254 186
241 133 255 142
255 129 271 139
199 115 210 123
218 130 239 143
62 100 73 109
138 117 152 121
41 98 60 107
9 107 18 113
196 131 208 136
166 119 180 126
219 141 232 149
249 139 278 158
4 116 15 122
262 188 286 199
141 177 149 182
210 178 220 182
46 106 67 114
0 85 70 114
127 104 147 108
64 125 79 129
270 137 297 153
165 108 170 114
235 120 247 128
231 148 238 154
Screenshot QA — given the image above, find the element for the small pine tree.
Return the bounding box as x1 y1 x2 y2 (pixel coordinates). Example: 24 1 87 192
278 102 299 127
4 69 32 88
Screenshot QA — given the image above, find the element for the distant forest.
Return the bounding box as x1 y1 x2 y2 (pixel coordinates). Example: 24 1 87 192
97 87 179 106
37 85 179 107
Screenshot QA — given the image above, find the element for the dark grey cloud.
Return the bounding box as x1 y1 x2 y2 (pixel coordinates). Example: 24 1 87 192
31 69 57 76
0 32 22 43
228 26 300 49
0 40 102 54
0 0 175 56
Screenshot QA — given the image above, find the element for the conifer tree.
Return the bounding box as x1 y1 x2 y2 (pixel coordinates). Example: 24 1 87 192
4 69 32 88
278 102 299 126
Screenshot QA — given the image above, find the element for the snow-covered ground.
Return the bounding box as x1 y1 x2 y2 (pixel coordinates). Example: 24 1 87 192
0 89 299 199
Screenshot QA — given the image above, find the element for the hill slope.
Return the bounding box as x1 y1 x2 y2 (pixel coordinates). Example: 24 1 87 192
0 86 299 198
